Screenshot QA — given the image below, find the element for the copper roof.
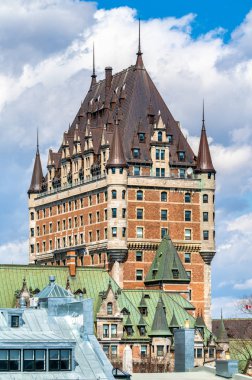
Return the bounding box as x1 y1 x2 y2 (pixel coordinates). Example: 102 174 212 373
106 123 127 168
196 105 216 173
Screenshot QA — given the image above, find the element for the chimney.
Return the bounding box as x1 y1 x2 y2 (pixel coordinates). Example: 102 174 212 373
67 250 77 277
105 66 112 89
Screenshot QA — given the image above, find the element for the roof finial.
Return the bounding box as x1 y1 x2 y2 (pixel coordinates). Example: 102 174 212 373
89 42 97 90
138 18 142 56
202 99 205 130
36 128 39 154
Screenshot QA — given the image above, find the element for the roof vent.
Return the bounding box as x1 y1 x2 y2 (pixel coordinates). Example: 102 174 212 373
49 275 55 285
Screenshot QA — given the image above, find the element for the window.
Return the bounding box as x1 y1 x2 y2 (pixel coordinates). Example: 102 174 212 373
30 244 34 254
43 225 46 235
161 228 168 238
203 230 209 240
107 302 113 315
63 203 66 212
137 227 143 238
43 241 46 252
122 190 126 199
80 233 84 245
104 228 108 239
185 210 191 221
49 349 71 371
122 208 126 218
160 149 165 160
178 151 185 161
158 131 162 142
185 229 191 240
104 191 108 201
119 168 123 174
194 348 203 358
156 148 160 160
97 193 100 203
156 168 160 177
103 345 109 356
161 209 167 221
89 213 92 224
74 217 78 228
43 209 46 218
89 195 92 205
49 207 52 216
208 172 212 179
49 223 52 233
96 211 100 222
68 201 72 211
57 221 60 231
111 346 117 358
139 133 145 142
186 271 191 280
89 231 92 242
11 315 19 328
203 194 208 203
112 227 117 237
141 345 147 358
136 251 143 262
111 324 117 338
161 192 167 202
136 270 143 281
57 204 61 214
63 220 66 230
30 228 34 237
184 252 191 263
111 167 116 174
136 190 143 201
30 212 34 220
68 236 72 246
49 240 53 250
185 193 191 203
133 148 140 158
103 324 109 338
23 349 46 371
112 190 117 199
122 227 126 237
80 198 83 208
157 345 164 357
80 215 83 226
209 348 215 358
172 269 179 279
36 210 40 220
139 326 146 336
134 166 140 175
167 134 173 144
179 168 185 178
137 209 143 219
63 237 66 247
0 350 20 371
36 243 40 253
161 168 165 177
104 209 108 220
203 212 208 222
112 208 117 218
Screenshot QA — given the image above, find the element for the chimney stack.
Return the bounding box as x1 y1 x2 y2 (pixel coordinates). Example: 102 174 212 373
105 67 113 89
67 250 77 277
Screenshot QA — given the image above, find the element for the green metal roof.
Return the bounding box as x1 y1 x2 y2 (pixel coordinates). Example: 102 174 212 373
145 234 190 284
195 313 207 329
149 295 172 336
170 310 180 328
216 312 229 343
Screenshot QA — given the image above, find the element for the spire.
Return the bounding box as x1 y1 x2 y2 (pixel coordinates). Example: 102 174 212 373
106 120 128 169
196 101 216 173
89 42 97 90
149 294 172 336
195 309 206 329
216 310 229 343
28 131 44 194
170 310 180 329
135 18 144 69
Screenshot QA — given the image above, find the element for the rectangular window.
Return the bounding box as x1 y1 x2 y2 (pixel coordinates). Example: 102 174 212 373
112 227 117 237
49 223 52 233
74 217 78 228
104 209 107 220
122 227 126 237
136 251 143 262
30 228 34 237
49 349 71 371
103 324 109 338
203 212 209 222
179 168 185 178
89 195 92 205
137 227 143 238
96 230 100 241
134 166 140 176
80 215 83 226
112 190 117 199
49 207 52 216
80 233 84 245
184 252 191 263
161 209 167 221
161 227 168 238
49 240 52 250
137 190 143 201
195 348 203 358
111 345 117 358
209 348 215 358
167 134 173 144
103 345 109 356
0 350 21 372
161 168 165 177
68 218 72 229
11 315 19 328
161 192 167 202
203 230 209 240
178 151 185 161
185 229 191 240
43 224 46 235
136 270 143 281
57 221 60 231
23 349 46 371
160 149 165 160
30 244 34 254
63 237 66 247
89 232 92 242
104 228 108 239
139 133 145 142
63 220 66 230
36 243 40 253
157 345 164 357
96 211 100 222
156 148 160 160
186 271 191 280
89 213 92 224
185 210 191 221
97 193 100 203
133 148 140 158
112 208 117 218
156 168 160 177
137 209 143 219
111 324 117 338
122 208 126 218
141 345 147 358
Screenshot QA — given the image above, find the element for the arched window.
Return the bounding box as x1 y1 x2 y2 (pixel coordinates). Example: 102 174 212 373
112 190 117 199
122 190 126 200
185 193 191 203
158 131 162 142
30 212 34 221
203 194 208 203
161 192 167 202
136 190 143 201
107 302 113 315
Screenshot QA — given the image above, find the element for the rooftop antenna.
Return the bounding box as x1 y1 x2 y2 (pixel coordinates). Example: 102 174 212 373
36 128 39 154
202 99 205 130
138 18 142 56
92 42 96 79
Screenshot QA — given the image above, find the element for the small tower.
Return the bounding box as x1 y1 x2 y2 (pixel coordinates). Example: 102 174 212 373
89 42 97 91
195 102 216 330
28 132 44 263
106 118 128 286
216 310 229 359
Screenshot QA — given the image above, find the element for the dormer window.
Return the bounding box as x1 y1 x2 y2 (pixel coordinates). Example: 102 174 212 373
158 131 162 142
11 315 19 328
126 326 133 336
107 302 113 315
172 269 179 279
139 307 148 316
139 326 146 336
133 148 140 159
167 134 173 144
178 151 185 161
138 133 145 142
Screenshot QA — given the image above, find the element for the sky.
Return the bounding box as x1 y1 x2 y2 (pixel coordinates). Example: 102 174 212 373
1 0 252 318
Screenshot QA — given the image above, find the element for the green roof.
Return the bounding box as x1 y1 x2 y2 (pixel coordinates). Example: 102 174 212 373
195 312 206 329
145 234 190 284
216 312 229 343
170 310 180 328
149 295 172 336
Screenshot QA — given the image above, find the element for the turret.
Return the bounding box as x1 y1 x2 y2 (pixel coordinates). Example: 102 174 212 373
28 133 43 195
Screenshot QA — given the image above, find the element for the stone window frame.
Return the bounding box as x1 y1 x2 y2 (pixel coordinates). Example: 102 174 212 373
203 230 209 240
136 190 143 201
160 209 168 221
203 212 209 222
112 208 117 218
136 208 143 220
161 191 167 202
184 210 192 222
136 227 143 239
184 228 192 240
136 269 143 281
184 252 191 263
203 194 208 203
157 345 164 357
112 227 117 238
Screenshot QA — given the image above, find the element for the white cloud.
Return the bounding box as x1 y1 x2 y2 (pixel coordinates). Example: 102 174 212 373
212 296 244 318
234 279 252 290
0 240 28 264
227 213 252 234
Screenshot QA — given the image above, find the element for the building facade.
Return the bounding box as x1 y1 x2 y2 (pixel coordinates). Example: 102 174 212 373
28 36 216 328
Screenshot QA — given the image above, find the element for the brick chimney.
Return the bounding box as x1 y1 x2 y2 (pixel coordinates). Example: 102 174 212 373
67 250 77 277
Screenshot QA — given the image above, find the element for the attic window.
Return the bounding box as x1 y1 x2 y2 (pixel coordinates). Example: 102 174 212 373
158 131 162 142
167 134 173 144
11 315 19 328
178 151 185 161
144 294 150 299
152 269 158 279
138 133 145 142
107 302 113 315
133 148 140 159
172 269 179 279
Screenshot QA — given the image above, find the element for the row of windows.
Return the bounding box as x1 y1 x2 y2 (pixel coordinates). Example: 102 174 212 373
0 349 71 372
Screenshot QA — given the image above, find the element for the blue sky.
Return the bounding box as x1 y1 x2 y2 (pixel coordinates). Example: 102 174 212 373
1 0 252 317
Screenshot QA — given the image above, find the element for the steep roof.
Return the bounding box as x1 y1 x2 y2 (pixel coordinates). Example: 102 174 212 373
195 312 207 329
214 312 229 343
149 295 172 336
196 104 215 173
36 275 73 299
106 123 127 168
170 310 180 328
28 144 43 194
145 234 190 285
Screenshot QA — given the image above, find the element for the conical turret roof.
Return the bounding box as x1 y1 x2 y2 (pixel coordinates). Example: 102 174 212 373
195 311 206 329
124 314 133 327
145 233 190 285
28 137 43 194
216 311 229 343
196 103 215 173
149 295 172 336
106 123 128 168
170 310 180 329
